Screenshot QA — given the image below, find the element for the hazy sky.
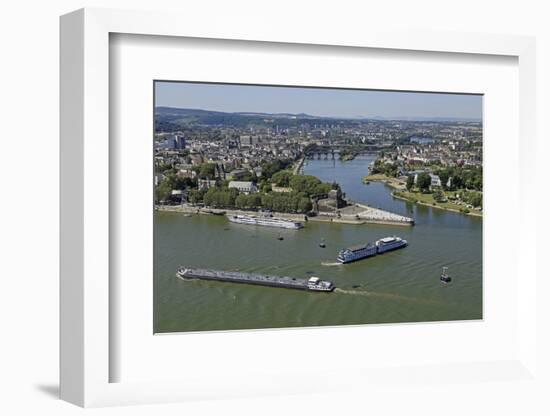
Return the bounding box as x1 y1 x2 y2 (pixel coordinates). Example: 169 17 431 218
155 81 482 120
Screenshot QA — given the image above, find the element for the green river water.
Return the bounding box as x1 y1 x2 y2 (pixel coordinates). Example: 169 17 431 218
154 155 482 333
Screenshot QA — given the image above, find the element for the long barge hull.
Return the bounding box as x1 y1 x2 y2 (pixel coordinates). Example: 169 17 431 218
177 267 334 292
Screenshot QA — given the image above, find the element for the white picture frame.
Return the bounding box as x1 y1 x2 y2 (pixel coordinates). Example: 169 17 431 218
60 7 539 408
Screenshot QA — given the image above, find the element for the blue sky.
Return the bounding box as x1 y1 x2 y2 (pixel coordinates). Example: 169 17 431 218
155 81 482 121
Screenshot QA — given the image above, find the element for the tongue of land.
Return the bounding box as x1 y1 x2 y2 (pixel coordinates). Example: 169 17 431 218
312 203 414 226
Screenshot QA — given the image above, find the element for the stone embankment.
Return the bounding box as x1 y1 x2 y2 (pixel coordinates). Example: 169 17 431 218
157 202 414 226
316 203 414 226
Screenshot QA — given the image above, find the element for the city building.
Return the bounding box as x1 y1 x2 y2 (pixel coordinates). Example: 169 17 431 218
228 181 258 194
429 174 442 187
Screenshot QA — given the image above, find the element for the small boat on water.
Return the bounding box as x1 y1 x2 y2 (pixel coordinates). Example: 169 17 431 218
203 209 226 216
319 238 326 248
277 234 284 241
440 266 452 283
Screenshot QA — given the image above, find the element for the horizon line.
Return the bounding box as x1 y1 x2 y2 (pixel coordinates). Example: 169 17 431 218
154 105 482 123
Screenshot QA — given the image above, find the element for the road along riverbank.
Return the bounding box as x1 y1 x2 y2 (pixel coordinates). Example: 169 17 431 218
292 156 306 174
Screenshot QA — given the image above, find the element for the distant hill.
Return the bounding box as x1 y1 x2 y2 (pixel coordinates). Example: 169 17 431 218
367 115 482 122
154 107 342 131
154 106 481 132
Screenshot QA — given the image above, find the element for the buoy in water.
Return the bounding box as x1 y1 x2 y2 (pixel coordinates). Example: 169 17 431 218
440 266 452 283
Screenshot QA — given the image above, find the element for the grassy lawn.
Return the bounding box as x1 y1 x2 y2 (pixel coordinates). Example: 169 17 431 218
362 173 390 182
393 190 482 216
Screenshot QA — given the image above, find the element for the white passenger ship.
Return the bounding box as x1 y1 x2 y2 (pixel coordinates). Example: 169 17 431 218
337 236 408 264
227 214 303 229
375 236 408 253
337 243 377 264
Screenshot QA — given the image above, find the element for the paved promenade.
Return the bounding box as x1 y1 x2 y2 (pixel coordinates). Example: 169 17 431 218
344 203 414 225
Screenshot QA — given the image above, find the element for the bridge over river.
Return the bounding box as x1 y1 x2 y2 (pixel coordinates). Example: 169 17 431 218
304 144 392 160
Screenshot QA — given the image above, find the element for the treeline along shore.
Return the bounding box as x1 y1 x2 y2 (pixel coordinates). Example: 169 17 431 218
362 154 483 217
156 157 414 226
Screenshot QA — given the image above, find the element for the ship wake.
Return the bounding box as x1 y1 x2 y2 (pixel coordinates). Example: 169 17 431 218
333 288 370 296
321 261 342 267
334 288 443 305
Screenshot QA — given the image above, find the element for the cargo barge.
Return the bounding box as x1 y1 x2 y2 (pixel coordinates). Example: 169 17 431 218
177 267 335 292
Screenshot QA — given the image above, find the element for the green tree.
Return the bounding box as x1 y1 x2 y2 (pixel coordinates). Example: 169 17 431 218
416 173 431 193
314 183 332 195
406 175 414 191
188 189 205 204
196 163 216 179
432 189 445 202
235 193 261 209
451 174 464 190
172 176 195 190
235 194 248 209
289 175 323 196
203 187 238 208
469 193 482 208
438 170 450 190
260 181 272 193
260 159 292 179
261 193 274 210
297 197 313 213
156 179 172 203
271 170 294 187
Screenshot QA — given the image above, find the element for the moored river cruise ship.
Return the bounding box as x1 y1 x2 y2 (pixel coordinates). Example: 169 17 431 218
227 214 303 229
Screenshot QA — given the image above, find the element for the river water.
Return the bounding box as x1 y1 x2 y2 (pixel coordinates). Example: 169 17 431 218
154 155 482 333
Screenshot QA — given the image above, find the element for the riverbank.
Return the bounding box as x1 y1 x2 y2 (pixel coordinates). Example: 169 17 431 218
362 174 482 217
392 191 482 217
156 201 414 226
157 204 306 221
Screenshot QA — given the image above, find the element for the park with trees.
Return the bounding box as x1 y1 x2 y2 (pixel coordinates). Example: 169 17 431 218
155 158 335 214
395 170 482 215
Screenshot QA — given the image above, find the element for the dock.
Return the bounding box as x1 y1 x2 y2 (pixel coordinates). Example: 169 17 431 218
177 267 335 292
